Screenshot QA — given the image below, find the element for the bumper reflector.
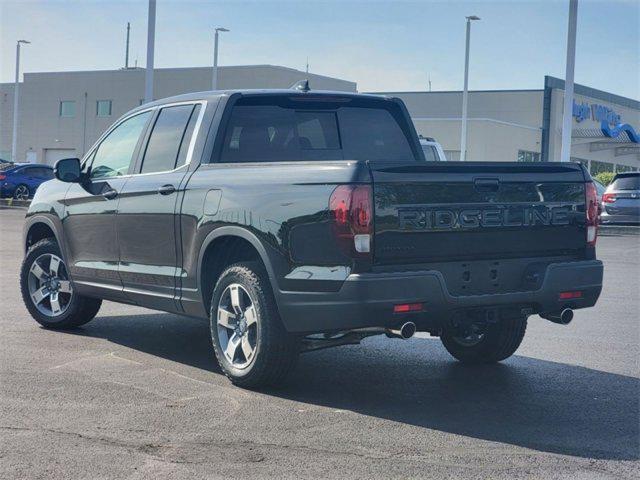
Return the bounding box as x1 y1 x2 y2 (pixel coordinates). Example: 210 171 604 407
559 291 582 300
393 302 424 313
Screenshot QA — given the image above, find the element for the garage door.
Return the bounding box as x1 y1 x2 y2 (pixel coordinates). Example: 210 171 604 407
44 148 76 166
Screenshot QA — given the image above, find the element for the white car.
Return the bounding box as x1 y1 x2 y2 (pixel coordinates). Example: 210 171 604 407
419 137 447 161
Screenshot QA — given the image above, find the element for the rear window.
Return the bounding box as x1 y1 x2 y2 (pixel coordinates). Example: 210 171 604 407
612 174 640 190
218 97 418 163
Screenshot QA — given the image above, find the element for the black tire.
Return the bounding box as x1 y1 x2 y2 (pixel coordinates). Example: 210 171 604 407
209 261 299 388
20 238 102 330
13 184 30 200
440 316 527 364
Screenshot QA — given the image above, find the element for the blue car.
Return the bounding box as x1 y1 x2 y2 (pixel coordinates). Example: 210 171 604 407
0 163 54 200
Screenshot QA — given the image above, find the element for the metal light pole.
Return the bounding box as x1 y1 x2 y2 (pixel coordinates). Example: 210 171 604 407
212 27 229 90
560 0 578 163
11 39 30 163
460 15 480 162
144 0 156 103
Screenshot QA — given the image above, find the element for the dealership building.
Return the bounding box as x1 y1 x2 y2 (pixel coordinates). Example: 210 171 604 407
1 68 638 174
376 76 639 173
0 65 356 164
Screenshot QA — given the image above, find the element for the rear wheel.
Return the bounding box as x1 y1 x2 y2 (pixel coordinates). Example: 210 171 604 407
20 239 101 329
440 316 527 364
209 261 299 388
13 184 30 200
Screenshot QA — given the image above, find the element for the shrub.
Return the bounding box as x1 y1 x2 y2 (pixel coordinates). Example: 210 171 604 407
594 171 615 186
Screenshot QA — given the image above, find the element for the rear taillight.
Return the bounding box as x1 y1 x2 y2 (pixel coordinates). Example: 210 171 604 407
585 182 599 247
329 184 373 257
0 174 5 181
602 192 616 204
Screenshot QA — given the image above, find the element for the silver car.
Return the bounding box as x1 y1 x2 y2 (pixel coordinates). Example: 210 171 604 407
600 172 640 224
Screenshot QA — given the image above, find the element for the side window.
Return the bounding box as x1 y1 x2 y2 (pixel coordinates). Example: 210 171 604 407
139 104 196 174
90 111 151 179
30 168 46 178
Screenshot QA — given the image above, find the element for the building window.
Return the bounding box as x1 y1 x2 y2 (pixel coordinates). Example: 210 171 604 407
444 150 461 161
590 160 615 175
97 100 112 117
616 164 636 173
59 101 75 117
517 150 541 162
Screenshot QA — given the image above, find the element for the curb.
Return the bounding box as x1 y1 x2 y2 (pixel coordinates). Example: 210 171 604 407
0 198 30 209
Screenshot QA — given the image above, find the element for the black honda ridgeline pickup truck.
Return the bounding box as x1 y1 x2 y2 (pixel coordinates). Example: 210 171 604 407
21 88 603 387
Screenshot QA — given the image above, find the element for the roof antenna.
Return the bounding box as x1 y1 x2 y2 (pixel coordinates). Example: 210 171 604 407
306 57 309 74
428 74 432 92
290 79 310 92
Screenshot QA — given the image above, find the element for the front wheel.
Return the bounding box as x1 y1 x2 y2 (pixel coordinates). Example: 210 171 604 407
20 239 102 329
440 316 527 364
210 261 299 388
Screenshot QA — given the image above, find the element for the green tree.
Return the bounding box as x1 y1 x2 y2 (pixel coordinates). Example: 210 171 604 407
594 171 615 186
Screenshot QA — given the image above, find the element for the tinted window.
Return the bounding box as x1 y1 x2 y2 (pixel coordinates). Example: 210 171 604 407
338 107 415 162
612 174 640 190
90 111 151 179
219 99 417 163
29 168 52 178
140 105 195 174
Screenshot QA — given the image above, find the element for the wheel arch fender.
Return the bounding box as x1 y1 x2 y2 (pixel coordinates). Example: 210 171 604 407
196 226 282 306
23 215 63 254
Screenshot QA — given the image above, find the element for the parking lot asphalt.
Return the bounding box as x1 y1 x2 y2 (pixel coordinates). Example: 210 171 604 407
1 207 639 480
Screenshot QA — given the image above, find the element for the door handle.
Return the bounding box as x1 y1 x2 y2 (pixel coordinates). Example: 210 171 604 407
102 189 118 200
158 184 176 195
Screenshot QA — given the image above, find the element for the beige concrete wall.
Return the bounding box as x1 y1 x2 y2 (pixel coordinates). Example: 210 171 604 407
413 118 541 162
379 90 544 127
390 90 543 162
0 83 14 160
0 65 356 164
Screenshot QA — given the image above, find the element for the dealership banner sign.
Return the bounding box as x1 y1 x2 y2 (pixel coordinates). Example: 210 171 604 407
573 100 639 143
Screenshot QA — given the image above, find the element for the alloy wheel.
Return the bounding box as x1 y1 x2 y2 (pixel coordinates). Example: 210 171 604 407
217 283 258 369
14 185 29 200
27 253 73 317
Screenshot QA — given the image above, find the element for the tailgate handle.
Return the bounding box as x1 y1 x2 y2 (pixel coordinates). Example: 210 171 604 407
474 178 500 192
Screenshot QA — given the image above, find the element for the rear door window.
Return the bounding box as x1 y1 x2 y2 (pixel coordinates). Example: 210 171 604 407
139 104 197 174
219 98 418 163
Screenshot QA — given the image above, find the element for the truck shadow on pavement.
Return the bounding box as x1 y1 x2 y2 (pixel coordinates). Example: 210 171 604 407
72 312 639 462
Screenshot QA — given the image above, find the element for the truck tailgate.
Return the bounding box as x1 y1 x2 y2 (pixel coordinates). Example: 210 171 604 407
370 162 588 265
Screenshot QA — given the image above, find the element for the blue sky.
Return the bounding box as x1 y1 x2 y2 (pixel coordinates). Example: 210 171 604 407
1 0 638 98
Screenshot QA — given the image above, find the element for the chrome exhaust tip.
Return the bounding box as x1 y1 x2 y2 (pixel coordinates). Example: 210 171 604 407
542 308 574 325
386 321 417 339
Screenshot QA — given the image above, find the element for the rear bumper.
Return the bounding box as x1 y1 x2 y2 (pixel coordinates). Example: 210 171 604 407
277 260 603 333
600 211 640 224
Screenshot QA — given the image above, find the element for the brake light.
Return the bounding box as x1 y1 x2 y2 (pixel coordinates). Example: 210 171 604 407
585 182 599 247
602 192 616 203
329 184 373 257
0 174 5 181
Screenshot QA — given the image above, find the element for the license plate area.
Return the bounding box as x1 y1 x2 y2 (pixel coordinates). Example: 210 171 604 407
431 258 551 296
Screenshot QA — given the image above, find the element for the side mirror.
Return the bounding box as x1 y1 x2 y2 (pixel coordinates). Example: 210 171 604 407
54 158 82 183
